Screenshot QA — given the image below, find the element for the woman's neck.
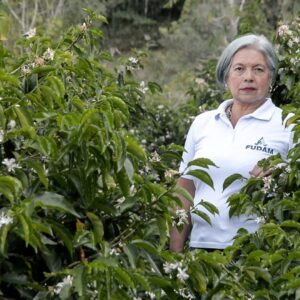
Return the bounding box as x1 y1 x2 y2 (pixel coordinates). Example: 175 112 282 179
229 98 267 127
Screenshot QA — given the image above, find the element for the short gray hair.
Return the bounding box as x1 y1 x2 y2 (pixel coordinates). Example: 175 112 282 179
216 34 277 86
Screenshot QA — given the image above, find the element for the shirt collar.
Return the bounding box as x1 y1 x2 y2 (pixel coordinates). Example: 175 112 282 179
215 98 276 121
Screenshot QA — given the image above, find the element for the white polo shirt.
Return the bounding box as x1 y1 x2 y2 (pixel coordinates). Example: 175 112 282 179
179 98 294 249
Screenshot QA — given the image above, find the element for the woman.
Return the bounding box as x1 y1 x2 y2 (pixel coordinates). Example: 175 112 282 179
170 34 294 252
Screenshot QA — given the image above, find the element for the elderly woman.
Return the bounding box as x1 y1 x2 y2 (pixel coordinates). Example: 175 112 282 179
170 34 294 252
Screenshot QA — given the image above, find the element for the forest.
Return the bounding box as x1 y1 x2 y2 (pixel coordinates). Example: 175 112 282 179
1 0 300 299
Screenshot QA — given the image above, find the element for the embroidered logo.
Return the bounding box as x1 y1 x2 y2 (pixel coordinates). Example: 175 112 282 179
245 137 274 154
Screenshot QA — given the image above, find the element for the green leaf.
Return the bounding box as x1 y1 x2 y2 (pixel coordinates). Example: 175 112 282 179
192 209 212 225
244 266 271 283
0 176 23 204
18 214 30 247
130 239 159 255
171 185 193 203
86 212 104 245
32 192 80 217
187 169 214 189
187 157 218 168
48 220 74 257
0 223 11 255
73 265 85 297
223 173 246 191
280 220 300 231
114 267 134 288
199 200 219 215
31 65 56 74
125 135 146 161
25 160 48 188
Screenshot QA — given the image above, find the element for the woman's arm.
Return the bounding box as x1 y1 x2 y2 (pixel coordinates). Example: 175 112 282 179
169 177 195 252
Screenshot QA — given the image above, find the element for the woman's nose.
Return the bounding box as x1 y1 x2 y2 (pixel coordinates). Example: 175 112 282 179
243 68 254 81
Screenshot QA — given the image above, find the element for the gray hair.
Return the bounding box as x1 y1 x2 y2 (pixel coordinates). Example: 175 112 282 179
216 34 277 86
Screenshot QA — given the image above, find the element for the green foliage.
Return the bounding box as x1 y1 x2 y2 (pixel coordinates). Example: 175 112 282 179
1 4 300 300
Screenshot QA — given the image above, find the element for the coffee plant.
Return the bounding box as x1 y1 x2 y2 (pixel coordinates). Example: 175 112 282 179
1 7 300 300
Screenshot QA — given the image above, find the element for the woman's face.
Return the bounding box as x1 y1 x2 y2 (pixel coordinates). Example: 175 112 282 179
226 47 272 106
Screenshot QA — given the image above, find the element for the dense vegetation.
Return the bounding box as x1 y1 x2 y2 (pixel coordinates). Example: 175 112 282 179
1 1 300 299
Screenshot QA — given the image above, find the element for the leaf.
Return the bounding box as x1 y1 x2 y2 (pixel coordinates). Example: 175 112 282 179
33 192 80 217
187 157 218 168
18 214 30 247
223 173 246 191
86 212 104 245
31 65 56 74
192 209 212 225
0 223 10 255
244 266 271 283
285 114 300 127
73 265 85 297
171 185 193 203
280 220 300 231
0 176 23 204
187 169 214 189
125 135 146 161
199 200 219 215
25 160 48 188
48 220 74 257
114 267 134 288
130 239 159 255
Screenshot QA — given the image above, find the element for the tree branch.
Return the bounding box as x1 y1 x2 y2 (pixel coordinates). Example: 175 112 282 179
2 0 24 29
30 0 39 29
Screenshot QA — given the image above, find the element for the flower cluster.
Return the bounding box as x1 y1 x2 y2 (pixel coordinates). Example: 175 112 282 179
24 28 36 39
163 261 189 282
53 275 73 295
172 208 188 227
0 211 13 229
2 158 21 173
0 129 4 142
164 169 179 182
139 81 149 94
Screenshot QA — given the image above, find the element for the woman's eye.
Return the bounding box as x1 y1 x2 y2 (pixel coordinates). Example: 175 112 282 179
234 67 243 71
255 67 263 72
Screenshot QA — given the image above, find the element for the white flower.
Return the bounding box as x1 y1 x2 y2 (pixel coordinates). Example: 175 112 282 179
43 48 55 61
149 151 160 163
290 57 298 65
164 169 179 182
255 216 265 224
2 158 21 173
24 28 36 39
80 22 87 32
139 81 149 94
277 24 292 37
128 57 138 64
109 248 120 256
157 104 164 110
0 212 13 228
163 262 179 274
54 275 73 295
21 64 31 75
287 39 294 48
177 266 189 282
0 130 4 142
145 291 156 299
178 288 195 299
7 120 16 130
172 208 188 226
261 175 272 194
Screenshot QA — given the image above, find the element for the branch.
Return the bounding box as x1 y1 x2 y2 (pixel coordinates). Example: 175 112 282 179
2 0 25 29
53 0 65 19
30 0 39 29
